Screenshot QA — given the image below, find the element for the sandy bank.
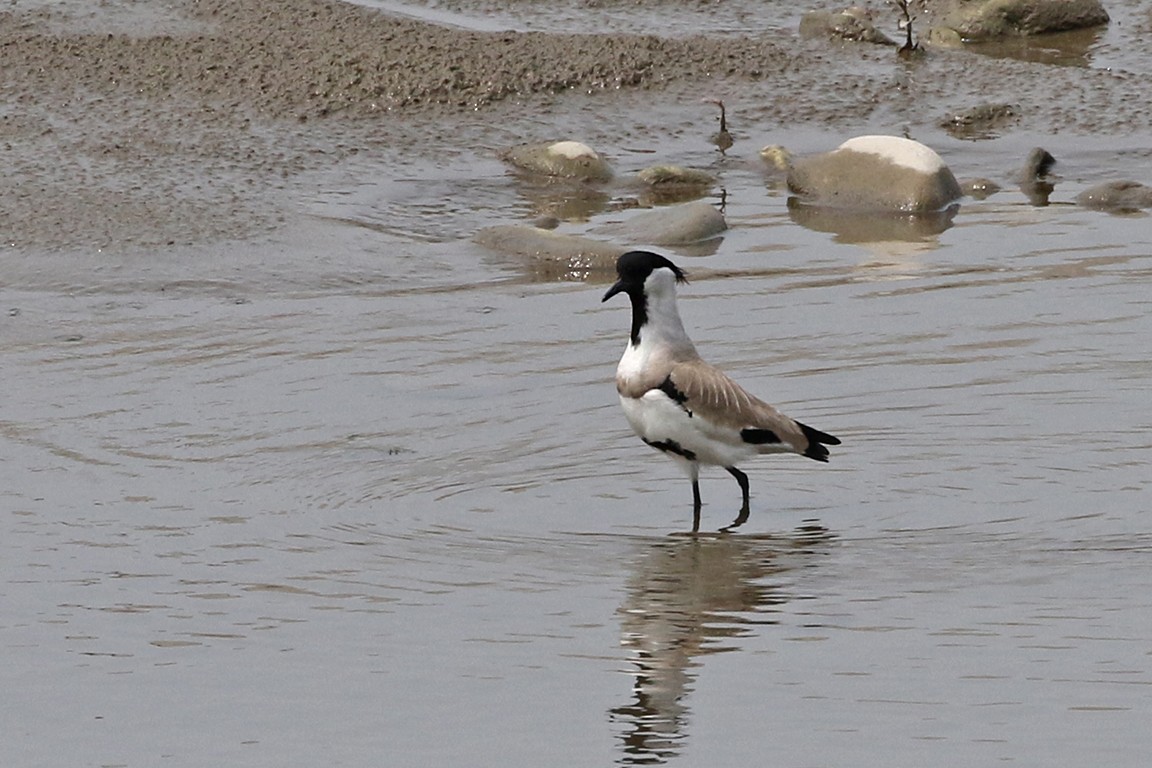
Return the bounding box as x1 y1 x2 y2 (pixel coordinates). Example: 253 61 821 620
2 0 1150 254
0 0 797 251
2 0 799 120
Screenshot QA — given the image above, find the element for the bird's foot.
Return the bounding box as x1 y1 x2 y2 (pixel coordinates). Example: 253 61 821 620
719 505 750 533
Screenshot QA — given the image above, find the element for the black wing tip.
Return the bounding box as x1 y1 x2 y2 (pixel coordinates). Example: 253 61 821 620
804 446 831 462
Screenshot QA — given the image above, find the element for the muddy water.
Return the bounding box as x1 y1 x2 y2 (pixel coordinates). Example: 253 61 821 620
5 2 1152 767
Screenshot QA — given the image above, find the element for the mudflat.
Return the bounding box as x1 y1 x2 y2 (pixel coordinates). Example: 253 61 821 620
3 0 1149 252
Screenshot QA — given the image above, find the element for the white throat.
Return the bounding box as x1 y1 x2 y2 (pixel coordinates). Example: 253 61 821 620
617 269 697 380
640 276 692 349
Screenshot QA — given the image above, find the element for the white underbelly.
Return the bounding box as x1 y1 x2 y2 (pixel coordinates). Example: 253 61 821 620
620 391 759 468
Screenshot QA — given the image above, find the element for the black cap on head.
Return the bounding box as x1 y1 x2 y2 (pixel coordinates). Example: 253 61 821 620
602 250 687 302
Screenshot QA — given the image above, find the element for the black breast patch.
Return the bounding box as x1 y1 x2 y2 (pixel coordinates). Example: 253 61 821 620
658 376 692 417
643 438 698 461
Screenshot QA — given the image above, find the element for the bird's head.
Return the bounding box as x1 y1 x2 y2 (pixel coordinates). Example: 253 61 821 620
602 250 688 304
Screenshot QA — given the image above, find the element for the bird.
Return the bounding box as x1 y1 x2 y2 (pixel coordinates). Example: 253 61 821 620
602 250 840 532
703 98 733 153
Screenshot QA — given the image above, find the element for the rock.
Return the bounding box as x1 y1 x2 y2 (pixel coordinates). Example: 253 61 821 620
941 103 1019 140
1076 181 1152 212
926 26 965 47
594 201 727 246
1019 147 1057 181
501 140 613 182
961 178 1002 199
1018 147 1057 206
759 145 793 173
787 135 962 212
799 7 897 45
927 0 1109 40
473 225 623 275
635 165 716 189
631 165 717 205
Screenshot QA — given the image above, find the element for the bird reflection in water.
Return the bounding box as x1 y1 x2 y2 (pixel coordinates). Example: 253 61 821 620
610 523 834 765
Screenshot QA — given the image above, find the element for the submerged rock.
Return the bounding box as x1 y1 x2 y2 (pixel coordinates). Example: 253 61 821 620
927 0 1109 39
474 201 726 276
595 201 727 246
961 178 1002 199
631 165 717 205
635 165 716 189
501 140 613 182
473 225 624 274
787 135 962 212
1076 181 1152 212
799 7 897 45
941 103 1019 139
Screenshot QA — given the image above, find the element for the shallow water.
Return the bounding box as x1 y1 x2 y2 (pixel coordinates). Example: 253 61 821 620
5 3 1152 767
359 0 1152 71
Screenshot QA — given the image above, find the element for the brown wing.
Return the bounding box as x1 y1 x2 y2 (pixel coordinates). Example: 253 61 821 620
667 359 837 459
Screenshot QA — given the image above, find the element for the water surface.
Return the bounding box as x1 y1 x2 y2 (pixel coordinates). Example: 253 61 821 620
4 2 1152 766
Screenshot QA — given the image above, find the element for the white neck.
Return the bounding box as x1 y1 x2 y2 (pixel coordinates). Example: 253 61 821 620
640 283 693 350
622 269 698 365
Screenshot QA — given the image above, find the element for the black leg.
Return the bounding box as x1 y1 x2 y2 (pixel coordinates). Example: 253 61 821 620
726 467 750 509
691 479 702 533
723 467 750 530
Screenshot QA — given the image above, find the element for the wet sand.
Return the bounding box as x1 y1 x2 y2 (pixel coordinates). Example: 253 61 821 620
2 0 790 250
4 0 1152 253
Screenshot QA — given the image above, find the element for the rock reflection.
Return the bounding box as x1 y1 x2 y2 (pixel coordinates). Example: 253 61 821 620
513 176 614 222
611 524 834 764
787 198 958 244
963 26 1105 68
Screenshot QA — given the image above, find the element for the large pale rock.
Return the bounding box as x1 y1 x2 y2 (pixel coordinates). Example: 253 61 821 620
501 140 613 182
928 0 1109 39
787 135 962 212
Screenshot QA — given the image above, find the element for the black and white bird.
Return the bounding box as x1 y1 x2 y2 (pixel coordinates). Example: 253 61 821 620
602 250 840 532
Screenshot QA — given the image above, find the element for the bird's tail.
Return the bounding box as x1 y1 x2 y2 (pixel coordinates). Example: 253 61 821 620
798 422 840 462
